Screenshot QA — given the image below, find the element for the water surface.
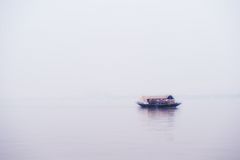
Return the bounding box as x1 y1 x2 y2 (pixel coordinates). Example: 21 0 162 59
0 97 239 160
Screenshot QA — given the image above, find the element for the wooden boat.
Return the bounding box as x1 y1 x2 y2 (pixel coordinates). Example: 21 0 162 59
137 95 181 108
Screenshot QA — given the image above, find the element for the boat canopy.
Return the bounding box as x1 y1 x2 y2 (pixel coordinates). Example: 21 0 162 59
141 95 174 102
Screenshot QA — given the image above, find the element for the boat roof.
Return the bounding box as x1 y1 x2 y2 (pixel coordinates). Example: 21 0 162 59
141 95 174 101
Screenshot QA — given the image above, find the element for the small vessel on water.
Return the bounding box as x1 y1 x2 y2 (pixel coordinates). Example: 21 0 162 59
137 95 181 108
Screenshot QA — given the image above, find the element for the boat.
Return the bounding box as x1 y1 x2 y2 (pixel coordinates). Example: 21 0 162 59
137 95 181 108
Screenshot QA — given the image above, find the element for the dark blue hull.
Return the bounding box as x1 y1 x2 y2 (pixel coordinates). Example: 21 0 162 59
137 102 181 108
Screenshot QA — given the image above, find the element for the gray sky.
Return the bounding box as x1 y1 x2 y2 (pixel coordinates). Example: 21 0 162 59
0 0 239 99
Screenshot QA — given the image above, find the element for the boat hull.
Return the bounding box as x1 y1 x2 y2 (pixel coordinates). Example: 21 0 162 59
137 102 181 108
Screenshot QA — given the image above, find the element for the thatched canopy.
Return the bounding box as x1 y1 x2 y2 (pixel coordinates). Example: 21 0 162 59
141 95 174 102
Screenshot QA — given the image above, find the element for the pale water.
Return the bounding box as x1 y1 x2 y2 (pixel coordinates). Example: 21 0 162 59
0 97 240 160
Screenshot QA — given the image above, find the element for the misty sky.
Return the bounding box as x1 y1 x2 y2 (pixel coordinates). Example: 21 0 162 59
0 0 239 99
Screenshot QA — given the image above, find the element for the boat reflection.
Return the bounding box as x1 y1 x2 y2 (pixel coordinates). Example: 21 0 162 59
139 107 179 134
139 107 178 120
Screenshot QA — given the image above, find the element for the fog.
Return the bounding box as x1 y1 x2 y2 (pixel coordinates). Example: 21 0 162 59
1 0 240 100
1 1 240 160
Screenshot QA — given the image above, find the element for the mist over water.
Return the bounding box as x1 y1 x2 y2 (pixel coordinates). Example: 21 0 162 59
1 0 240 159
1 0 240 99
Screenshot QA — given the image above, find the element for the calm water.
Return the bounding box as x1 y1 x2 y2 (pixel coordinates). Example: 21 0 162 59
0 97 240 160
